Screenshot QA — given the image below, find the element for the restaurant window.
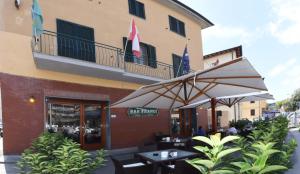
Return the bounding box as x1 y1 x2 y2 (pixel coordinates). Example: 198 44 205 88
45 98 107 150
56 19 95 62
123 37 157 68
172 54 183 77
251 109 255 116
128 0 146 19
169 16 186 37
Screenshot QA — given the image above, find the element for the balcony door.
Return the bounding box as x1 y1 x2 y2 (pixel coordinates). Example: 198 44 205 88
57 19 96 62
46 98 106 150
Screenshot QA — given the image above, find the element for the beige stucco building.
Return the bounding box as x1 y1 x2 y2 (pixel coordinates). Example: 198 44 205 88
0 0 213 154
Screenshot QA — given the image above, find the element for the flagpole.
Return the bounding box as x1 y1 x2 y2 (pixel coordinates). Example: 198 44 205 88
176 43 188 77
123 19 133 64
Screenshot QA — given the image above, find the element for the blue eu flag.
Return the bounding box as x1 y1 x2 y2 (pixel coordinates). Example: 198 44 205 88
182 46 190 74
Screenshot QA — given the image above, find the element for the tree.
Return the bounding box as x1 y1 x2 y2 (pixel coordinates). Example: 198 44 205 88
290 89 300 110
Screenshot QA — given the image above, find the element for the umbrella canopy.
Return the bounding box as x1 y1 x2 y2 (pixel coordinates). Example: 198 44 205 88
179 92 274 109
112 58 268 109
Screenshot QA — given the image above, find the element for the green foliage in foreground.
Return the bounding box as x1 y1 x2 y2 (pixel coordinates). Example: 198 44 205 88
187 133 240 173
189 116 297 174
17 132 105 174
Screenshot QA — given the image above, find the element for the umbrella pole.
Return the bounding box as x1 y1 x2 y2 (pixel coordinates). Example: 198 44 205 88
211 98 217 133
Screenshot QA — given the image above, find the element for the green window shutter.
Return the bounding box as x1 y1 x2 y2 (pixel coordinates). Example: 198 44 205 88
136 1 145 19
147 44 157 68
169 16 177 32
128 0 136 15
178 21 186 36
123 37 133 62
172 54 183 77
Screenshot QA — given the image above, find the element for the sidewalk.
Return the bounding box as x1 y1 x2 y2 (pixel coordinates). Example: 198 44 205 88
286 128 300 174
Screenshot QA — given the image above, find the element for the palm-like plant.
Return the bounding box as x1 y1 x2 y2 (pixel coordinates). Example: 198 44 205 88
187 133 240 174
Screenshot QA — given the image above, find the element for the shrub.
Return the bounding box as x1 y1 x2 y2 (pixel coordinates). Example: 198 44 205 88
17 132 105 174
229 119 251 130
231 142 287 174
187 133 240 173
189 116 297 174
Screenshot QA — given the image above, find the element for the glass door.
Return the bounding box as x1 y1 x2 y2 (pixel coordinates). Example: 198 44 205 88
82 104 104 150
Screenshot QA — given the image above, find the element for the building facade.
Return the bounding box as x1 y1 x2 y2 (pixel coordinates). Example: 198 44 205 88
203 46 267 127
0 0 212 154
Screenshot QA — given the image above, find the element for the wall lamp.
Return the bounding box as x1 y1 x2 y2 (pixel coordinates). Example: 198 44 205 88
29 96 36 103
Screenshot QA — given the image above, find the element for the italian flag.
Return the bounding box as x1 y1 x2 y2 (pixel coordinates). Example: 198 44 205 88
128 19 141 58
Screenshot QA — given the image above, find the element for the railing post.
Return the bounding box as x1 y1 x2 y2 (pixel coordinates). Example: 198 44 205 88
169 65 172 79
116 49 120 68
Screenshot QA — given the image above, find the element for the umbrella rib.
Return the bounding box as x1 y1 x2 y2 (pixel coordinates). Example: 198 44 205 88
234 97 246 105
196 76 262 80
152 91 183 103
186 81 195 101
218 99 230 107
188 83 217 103
162 84 185 103
186 58 244 81
197 80 267 91
169 83 184 110
187 80 215 99
112 82 181 106
143 81 182 107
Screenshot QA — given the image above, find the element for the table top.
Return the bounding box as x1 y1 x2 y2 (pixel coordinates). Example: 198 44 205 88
136 149 198 163
160 138 189 143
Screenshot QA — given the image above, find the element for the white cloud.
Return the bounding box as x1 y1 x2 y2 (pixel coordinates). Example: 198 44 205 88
268 58 297 77
202 24 262 45
268 0 300 44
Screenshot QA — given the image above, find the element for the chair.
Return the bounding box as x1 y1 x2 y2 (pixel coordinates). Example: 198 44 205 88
111 156 153 174
161 159 199 174
138 141 157 153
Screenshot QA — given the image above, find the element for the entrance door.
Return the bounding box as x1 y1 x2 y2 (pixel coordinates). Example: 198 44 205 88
82 104 104 150
179 108 197 137
46 99 106 150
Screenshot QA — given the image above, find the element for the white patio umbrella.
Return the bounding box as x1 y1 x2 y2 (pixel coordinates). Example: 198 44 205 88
111 58 268 131
179 92 274 109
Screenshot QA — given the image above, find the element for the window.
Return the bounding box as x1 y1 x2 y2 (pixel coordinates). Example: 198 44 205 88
217 111 222 117
169 16 186 37
122 37 157 68
56 19 95 62
128 0 145 19
172 54 183 77
250 101 255 104
251 109 255 116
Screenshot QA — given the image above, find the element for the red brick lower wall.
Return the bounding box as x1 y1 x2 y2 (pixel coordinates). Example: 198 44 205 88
0 73 170 154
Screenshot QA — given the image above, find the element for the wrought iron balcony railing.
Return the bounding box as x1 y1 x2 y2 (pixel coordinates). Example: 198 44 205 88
33 30 177 80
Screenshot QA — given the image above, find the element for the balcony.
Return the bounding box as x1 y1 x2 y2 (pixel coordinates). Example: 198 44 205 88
32 30 176 84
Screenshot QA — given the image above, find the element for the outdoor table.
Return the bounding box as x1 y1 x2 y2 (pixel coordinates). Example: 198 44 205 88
136 149 198 174
158 138 190 150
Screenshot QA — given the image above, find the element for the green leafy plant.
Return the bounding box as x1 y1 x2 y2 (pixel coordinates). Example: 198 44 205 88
231 142 287 174
229 119 251 130
17 132 105 174
187 133 240 174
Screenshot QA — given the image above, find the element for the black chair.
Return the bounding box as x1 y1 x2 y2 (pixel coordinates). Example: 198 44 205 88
138 141 157 153
161 159 199 174
111 157 153 174
157 142 174 150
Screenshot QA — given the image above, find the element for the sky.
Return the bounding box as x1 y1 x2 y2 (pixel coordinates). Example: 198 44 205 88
178 0 300 102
